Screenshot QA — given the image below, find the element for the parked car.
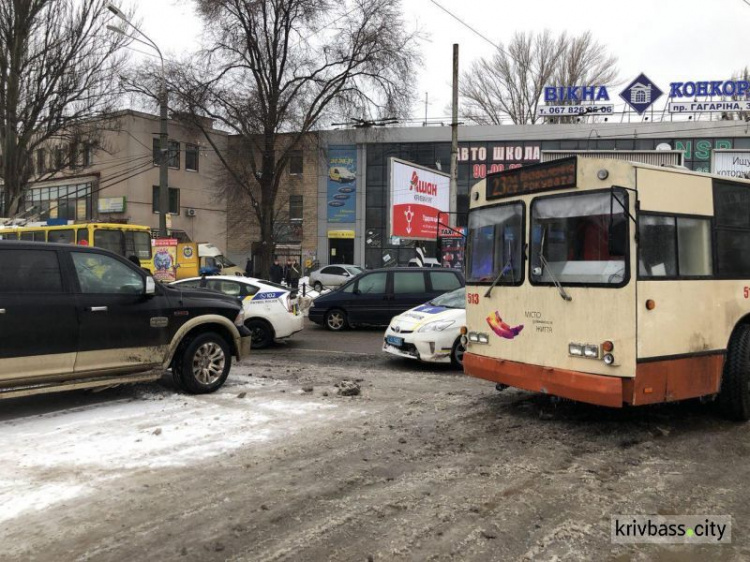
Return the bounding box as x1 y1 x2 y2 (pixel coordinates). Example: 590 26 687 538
308 264 363 291
171 275 304 349
0 241 251 399
383 287 466 368
309 267 465 331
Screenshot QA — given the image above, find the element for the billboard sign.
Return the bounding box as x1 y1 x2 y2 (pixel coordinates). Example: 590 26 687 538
711 150 750 179
389 158 449 240
327 146 357 223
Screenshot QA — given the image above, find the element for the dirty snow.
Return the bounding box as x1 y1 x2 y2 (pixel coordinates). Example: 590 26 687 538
0 370 364 525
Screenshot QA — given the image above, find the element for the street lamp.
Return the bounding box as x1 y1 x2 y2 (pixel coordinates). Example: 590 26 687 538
107 4 170 238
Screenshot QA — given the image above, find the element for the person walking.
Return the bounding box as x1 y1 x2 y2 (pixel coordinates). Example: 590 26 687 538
269 257 283 284
244 256 254 277
283 258 293 286
288 259 300 289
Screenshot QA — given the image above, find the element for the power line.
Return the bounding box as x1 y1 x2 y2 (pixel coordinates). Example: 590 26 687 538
427 0 501 52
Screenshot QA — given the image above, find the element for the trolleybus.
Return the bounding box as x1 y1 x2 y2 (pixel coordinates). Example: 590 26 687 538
463 156 750 420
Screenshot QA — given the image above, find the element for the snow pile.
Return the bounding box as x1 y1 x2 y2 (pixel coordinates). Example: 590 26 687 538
0 375 363 524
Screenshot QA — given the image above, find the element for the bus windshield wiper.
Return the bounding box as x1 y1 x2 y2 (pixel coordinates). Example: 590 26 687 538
538 227 572 302
484 239 513 298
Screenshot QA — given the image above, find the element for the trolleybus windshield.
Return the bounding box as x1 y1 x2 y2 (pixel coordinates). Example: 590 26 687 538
529 189 628 286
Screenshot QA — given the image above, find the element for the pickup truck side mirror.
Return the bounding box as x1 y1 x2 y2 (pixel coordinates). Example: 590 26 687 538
145 276 156 295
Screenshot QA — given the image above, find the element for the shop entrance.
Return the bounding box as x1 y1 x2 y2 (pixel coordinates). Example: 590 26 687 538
328 237 354 265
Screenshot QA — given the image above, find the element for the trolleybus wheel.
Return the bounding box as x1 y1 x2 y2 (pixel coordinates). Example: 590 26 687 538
718 325 750 421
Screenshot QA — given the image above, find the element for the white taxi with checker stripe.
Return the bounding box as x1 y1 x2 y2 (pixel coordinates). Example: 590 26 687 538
383 287 466 368
171 276 304 349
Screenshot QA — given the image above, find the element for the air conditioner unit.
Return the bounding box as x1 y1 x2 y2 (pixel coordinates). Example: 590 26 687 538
186 208 197 217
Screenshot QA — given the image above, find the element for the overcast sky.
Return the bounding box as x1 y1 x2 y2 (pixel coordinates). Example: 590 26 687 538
126 0 750 122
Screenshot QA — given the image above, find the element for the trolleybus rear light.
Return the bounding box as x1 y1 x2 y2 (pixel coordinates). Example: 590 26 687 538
603 353 615 366
646 299 656 310
602 340 614 352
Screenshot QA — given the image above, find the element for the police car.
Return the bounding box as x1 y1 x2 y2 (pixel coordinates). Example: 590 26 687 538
382 287 466 368
171 276 304 349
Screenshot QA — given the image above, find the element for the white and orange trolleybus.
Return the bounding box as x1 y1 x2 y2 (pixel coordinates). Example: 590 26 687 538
462 155 750 420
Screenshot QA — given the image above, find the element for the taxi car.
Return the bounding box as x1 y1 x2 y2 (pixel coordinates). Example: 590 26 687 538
383 287 466 368
171 276 304 349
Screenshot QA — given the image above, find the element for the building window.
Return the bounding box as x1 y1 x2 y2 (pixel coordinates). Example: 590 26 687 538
36 149 46 174
289 150 303 174
152 186 180 214
152 139 181 169
168 141 180 169
55 147 65 169
26 182 92 222
290 194 303 220
185 144 199 171
82 144 92 167
69 142 79 169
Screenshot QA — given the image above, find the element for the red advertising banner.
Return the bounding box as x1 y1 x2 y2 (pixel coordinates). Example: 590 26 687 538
389 159 449 240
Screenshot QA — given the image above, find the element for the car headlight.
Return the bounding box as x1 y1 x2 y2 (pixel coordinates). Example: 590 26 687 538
234 309 245 326
417 320 455 333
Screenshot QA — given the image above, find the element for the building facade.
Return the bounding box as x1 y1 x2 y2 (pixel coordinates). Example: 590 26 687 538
314 120 750 270
3 110 231 252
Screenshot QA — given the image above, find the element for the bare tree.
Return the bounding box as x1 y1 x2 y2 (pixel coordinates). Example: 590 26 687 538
720 67 750 122
0 0 129 218
144 0 418 276
460 30 617 125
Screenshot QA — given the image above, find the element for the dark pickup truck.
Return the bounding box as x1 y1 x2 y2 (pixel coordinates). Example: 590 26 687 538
0 241 252 399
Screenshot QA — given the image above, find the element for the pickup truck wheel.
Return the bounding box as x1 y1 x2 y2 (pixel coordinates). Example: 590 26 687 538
177 332 231 394
247 319 273 349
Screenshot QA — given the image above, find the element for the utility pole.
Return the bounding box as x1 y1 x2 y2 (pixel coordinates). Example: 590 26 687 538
449 44 459 227
159 88 169 237
107 4 169 237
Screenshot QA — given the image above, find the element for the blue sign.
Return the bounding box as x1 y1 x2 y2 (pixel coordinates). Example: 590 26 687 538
620 73 663 115
327 146 357 223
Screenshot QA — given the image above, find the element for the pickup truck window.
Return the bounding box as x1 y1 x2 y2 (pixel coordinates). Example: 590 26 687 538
72 252 143 294
0 249 63 293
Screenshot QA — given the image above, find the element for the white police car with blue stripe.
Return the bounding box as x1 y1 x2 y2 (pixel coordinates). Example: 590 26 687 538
383 287 466 368
171 276 304 349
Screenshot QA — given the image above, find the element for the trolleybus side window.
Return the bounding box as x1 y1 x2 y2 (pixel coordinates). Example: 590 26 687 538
714 180 750 278
77 228 89 245
467 203 524 284
48 229 74 244
529 189 628 286
639 215 712 278
124 230 152 260
93 229 125 256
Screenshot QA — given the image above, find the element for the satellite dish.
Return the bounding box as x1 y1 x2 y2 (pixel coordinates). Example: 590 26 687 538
656 143 672 151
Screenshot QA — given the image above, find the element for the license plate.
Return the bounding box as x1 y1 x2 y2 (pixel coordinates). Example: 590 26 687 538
386 335 404 347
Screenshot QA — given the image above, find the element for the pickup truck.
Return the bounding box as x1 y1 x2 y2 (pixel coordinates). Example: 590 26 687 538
0 241 252 399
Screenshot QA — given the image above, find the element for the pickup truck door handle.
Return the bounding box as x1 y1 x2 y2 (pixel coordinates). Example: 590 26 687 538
89 306 108 312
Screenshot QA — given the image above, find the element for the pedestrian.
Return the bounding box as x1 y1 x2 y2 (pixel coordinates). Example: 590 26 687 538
269 257 283 284
284 258 293 286
288 259 300 289
244 256 253 277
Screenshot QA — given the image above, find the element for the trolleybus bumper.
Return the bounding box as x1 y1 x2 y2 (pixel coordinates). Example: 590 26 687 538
464 352 625 407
